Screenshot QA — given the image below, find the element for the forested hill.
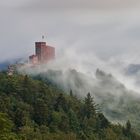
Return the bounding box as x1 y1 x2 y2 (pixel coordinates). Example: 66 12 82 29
0 72 140 140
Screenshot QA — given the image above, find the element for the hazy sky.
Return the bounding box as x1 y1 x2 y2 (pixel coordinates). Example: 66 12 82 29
1 0 140 64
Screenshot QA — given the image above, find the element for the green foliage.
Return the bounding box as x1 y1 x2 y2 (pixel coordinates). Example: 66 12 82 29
68 109 80 133
0 112 19 140
0 72 139 140
33 99 48 125
84 92 96 118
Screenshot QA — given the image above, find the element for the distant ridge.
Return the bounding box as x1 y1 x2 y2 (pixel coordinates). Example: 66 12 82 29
0 58 24 70
0 61 10 70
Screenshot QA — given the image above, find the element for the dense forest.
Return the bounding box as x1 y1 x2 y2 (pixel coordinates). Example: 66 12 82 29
28 68 140 132
0 72 140 140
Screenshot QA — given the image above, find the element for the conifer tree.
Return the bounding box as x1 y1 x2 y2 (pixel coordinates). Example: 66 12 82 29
84 93 96 118
68 109 80 133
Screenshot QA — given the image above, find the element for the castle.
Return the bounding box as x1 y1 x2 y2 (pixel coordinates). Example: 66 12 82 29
7 40 55 76
29 41 55 65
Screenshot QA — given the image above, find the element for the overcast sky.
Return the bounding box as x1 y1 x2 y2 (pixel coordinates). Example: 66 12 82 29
1 0 140 65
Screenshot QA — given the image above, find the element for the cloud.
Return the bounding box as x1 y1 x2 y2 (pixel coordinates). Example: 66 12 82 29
20 0 140 11
0 0 140 62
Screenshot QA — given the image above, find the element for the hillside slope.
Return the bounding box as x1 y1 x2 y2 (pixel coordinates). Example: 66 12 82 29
0 72 140 140
23 68 140 132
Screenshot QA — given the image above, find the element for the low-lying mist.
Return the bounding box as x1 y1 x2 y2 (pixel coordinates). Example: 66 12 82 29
17 47 140 130
19 46 140 94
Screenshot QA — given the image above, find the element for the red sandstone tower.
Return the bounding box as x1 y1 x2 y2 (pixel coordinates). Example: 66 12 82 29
29 41 55 65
